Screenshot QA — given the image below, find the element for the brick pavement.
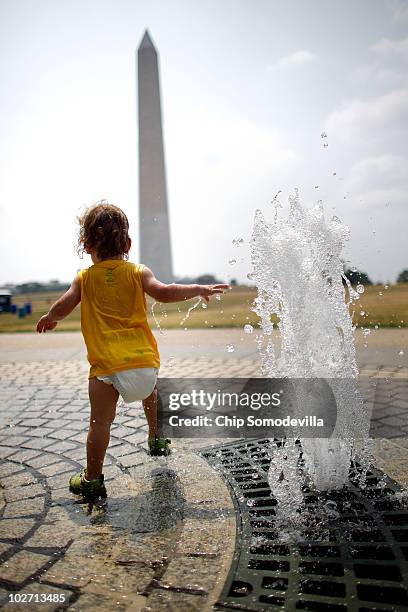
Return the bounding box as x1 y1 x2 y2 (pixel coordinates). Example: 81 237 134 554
0 363 237 610
0 330 407 610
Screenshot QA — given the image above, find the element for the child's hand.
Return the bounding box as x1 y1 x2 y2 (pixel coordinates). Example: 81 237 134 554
36 314 58 333
198 284 230 302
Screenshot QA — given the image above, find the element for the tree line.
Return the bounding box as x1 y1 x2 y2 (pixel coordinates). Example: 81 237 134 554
2 269 408 294
343 268 408 286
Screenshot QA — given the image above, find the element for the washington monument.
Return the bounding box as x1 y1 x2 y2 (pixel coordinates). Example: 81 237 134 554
137 30 174 283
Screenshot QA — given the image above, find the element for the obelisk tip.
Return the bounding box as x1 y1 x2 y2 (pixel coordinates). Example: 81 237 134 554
139 29 155 51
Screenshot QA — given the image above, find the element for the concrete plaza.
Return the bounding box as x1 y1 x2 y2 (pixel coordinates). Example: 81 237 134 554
0 329 407 610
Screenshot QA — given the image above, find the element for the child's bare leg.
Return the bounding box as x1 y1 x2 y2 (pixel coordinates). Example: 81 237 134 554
143 387 160 438
87 378 119 480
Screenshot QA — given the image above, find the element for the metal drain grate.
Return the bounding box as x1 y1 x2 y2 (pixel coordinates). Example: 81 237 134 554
199 439 408 612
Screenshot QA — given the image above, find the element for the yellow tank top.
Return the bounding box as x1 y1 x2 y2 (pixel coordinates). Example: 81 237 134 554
77 260 160 378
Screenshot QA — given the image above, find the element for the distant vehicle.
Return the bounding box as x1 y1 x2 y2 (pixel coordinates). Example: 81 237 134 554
0 290 12 313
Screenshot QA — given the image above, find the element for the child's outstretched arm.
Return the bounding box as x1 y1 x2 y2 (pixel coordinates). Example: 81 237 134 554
142 267 229 303
36 275 81 333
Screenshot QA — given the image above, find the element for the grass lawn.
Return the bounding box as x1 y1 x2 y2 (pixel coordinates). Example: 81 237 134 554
0 283 406 333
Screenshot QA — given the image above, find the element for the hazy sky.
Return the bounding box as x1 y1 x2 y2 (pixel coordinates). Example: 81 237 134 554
1 0 407 285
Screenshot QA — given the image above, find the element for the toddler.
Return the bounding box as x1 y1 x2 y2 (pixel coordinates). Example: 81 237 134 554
36 202 228 500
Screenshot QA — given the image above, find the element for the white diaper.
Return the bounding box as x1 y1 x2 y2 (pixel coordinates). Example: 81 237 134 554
97 367 158 403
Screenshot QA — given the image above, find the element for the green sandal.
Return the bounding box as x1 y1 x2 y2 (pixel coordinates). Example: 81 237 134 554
69 469 107 500
148 435 171 457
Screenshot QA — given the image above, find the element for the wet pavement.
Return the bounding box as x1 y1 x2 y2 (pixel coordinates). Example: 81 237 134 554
0 329 407 610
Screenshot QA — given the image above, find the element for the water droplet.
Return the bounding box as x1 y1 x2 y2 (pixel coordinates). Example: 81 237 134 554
228 258 237 266
360 311 366 316
215 295 221 301
247 272 254 281
362 328 371 337
244 324 254 334
323 142 329 148
232 237 244 247
226 344 235 353
356 284 365 294
325 500 338 511
246 499 255 507
384 285 389 290
201 303 207 309
321 131 327 138
351 266 358 273
378 291 383 296
399 350 404 356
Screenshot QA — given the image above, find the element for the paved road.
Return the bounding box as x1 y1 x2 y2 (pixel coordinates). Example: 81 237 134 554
1 328 407 368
